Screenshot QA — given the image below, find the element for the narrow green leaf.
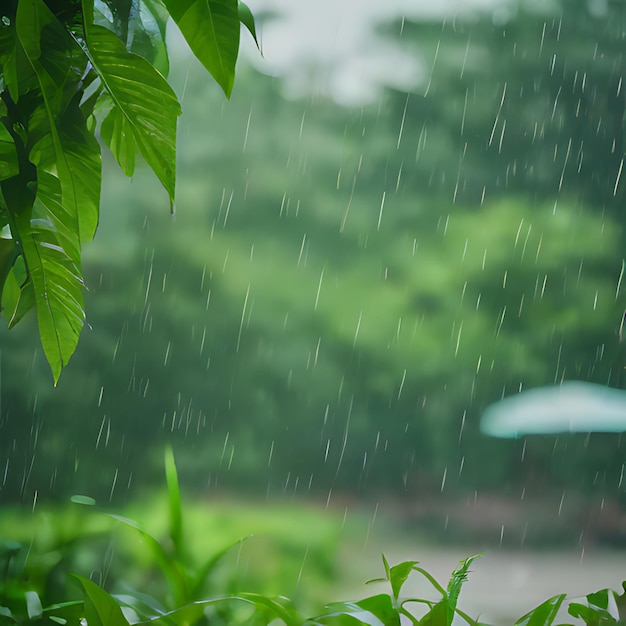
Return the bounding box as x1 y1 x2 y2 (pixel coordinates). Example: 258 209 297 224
162 0 240 96
446 554 481 624
74 576 131 626
164 445 183 555
412 565 447 597
190 536 250 598
382 554 391 579
81 14 181 207
108 514 188 606
237 593 303 626
238 1 261 52
514 594 566 626
136 594 302 626
112 591 169 622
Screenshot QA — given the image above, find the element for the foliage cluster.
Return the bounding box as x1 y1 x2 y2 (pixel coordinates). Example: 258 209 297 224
0 0 257 382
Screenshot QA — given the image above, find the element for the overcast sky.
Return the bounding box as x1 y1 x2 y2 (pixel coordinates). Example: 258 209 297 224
241 0 519 105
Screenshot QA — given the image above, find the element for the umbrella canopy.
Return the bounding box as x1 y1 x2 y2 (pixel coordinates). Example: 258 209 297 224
480 381 626 438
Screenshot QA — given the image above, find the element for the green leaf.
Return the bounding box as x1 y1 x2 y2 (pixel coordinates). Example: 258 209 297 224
112 591 170 623
81 15 181 208
108 514 188 606
29 97 102 244
0 168 37 328
74 576 131 626
0 17 31 102
238 1 261 52
97 95 135 177
14 0 101 380
4 269 35 328
567 587 622 624
388 561 420 602
164 445 183 556
15 172 86 383
130 0 170 76
446 554 481 624
616 582 626 620
412 565 447 598
514 594 566 626
190 536 251 598
308 595 399 626
236 593 303 626
0 237 19 303
94 0 170 76
419 598 448 626
16 0 98 242
122 593 302 626
567 601 617 624
161 0 240 96
0 123 19 182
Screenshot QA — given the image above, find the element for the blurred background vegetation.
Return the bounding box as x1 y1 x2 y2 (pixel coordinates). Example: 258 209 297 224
1 0 626 605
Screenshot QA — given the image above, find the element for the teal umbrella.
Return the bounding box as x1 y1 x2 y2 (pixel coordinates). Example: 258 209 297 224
480 381 626 438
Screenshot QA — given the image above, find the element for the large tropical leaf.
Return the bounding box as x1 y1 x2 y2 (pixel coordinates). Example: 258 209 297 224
0 13 33 102
94 0 170 76
129 0 170 76
16 0 100 241
161 0 240 96
15 172 86 383
14 0 101 380
0 118 19 184
28 97 102 244
81 10 181 207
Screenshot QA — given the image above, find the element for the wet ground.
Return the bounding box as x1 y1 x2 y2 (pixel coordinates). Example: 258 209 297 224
341 543 626 624
326 495 626 624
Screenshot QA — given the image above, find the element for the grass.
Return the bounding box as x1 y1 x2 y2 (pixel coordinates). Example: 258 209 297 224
1 450 625 624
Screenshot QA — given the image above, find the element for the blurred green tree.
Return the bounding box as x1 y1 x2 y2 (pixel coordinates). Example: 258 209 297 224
1 0 624 506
